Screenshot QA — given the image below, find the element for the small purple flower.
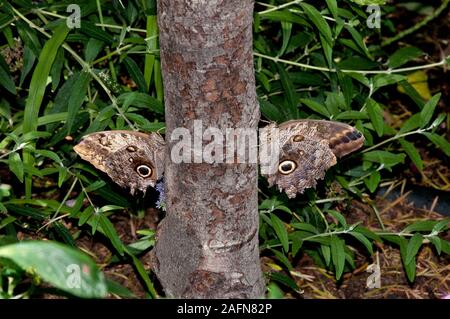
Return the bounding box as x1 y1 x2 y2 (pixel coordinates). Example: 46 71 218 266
155 180 166 211
442 294 450 299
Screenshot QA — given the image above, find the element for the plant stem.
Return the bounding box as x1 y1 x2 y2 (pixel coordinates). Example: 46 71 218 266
381 0 450 47
254 52 446 74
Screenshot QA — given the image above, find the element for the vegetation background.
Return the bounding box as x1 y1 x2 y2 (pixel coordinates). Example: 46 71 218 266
0 0 449 298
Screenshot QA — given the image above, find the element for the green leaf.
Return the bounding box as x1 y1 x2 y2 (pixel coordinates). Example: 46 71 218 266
127 252 157 298
402 220 437 233
432 219 450 233
23 24 70 135
372 74 405 92
335 110 369 120
8 152 24 183
270 272 299 291
420 93 441 128
278 21 292 57
349 231 373 254
300 98 330 118
321 244 331 266
398 113 421 134
118 92 164 114
325 0 338 19
423 133 450 157
67 71 91 134
405 233 423 266
364 170 380 193
22 24 70 198
300 3 333 44
271 248 293 271
366 99 384 137
277 64 298 118
98 214 125 256
428 236 441 255
79 21 114 44
123 56 147 93
345 25 371 59
0 63 16 94
363 151 405 168
291 223 318 234
327 210 347 227
388 47 423 69
0 241 107 298
259 99 285 122
399 139 423 171
270 214 289 253
330 235 345 280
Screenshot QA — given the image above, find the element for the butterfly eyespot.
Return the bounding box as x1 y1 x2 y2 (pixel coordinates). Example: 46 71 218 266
292 135 304 142
278 160 297 175
136 165 152 178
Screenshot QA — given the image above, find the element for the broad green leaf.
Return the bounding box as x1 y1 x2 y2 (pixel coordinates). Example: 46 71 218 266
270 272 299 291
259 99 285 122
271 248 293 271
327 210 347 227
345 25 371 59
270 214 289 253
22 24 70 198
0 64 16 94
330 235 346 280
67 71 91 134
79 21 113 44
267 282 285 299
363 151 405 168
118 92 164 114
388 46 423 69
423 133 450 157
428 236 441 255
300 3 333 44
366 99 384 137
432 219 450 233
402 220 437 233
349 231 373 254
23 24 70 135
373 74 405 92
123 56 147 93
291 223 319 234
278 21 292 56
98 214 125 256
321 244 331 266
8 152 24 183
300 98 330 118
399 139 423 171
398 113 421 134
325 0 338 19
420 93 441 128
364 170 380 193
405 233 423 266
335 110 369 120
0 241 107 298
277 64 298 118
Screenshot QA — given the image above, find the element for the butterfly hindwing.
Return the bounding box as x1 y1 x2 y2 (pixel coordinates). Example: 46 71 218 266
74 131 165 194
260 120 364 198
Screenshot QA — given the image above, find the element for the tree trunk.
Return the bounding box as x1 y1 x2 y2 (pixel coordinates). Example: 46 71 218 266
153 0 265 298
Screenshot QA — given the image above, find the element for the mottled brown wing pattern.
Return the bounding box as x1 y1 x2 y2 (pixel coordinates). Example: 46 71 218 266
74 131 165 195
261 120 364 198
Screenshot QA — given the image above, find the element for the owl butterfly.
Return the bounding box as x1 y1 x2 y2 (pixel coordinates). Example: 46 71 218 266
74 131 165 195
260 120 364 198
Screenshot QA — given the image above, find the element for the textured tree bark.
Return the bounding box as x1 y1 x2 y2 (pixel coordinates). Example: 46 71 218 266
153 0 265 298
